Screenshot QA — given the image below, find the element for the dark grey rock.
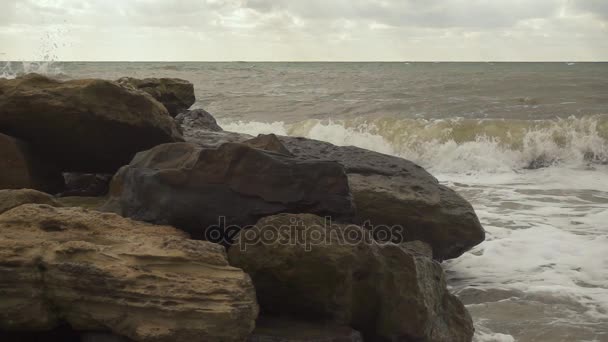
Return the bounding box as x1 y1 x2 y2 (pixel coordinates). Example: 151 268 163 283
102 142 355 241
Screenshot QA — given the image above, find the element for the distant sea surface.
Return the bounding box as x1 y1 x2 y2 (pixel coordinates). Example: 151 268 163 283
3 61 608 342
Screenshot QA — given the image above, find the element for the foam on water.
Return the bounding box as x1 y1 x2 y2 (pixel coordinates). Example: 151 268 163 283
220 116 608 341
220 115 608 173
444 168 608 341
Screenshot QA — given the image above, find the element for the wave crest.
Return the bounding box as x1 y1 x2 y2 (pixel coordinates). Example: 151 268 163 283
220 115 608 173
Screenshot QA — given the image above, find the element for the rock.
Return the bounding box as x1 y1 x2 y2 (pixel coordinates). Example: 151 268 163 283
228 214 474 342
174 110 484 259
278 136 485 261
102 142 355 242
60 173 112 197
176 109 252 148
183 130 253 149
0 189 62 214
56 196 107 210
0 74 183 173
175 109 223 132
243 134 294 156
0 204 258 342
248 316 363 342
0 133 65 193
117 77 195 116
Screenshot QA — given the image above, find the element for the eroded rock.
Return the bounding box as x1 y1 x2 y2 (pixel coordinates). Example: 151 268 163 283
0 204 258 342
0 74 183 173
0 189 62 214
229 214 474 341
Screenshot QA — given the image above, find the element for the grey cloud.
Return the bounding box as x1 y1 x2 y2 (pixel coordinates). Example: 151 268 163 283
244 0 562 28
570 0 608 20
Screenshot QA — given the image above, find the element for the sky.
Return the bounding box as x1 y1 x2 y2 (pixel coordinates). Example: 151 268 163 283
0 0 607 61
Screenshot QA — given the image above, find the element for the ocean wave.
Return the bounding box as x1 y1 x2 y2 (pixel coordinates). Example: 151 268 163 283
220 115 608 173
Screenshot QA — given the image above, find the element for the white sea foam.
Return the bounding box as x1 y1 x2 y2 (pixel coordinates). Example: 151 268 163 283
219 115 608 173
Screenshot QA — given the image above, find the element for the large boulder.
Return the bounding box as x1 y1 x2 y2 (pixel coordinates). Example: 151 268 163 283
117 77 195 116
0 204 258 342
228 214 474 341
277 136 485 260
102 142 355 241
0 189 62 214
0 74 183 173
0 132 64 193
175 111 484 260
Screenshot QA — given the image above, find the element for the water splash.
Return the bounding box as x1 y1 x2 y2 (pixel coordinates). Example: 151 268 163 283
0 61 64 79
220 115 608 173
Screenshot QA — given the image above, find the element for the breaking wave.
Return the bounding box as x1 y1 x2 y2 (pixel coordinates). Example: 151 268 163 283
220 115 608 173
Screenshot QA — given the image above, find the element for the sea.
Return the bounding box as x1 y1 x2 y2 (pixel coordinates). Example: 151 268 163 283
2 61 607 342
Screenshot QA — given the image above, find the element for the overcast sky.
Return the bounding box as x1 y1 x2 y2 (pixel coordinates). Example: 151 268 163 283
1 0 607 61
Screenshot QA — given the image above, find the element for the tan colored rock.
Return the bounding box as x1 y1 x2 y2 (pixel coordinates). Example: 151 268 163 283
0 189 62 214
0 74 183 173
0 204 258 342
0 133 64 193
229 214 474 342
117 77 195 116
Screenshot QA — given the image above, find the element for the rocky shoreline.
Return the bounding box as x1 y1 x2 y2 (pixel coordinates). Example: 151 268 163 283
0 74 485 341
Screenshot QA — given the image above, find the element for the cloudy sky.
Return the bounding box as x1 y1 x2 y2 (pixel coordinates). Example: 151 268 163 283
1 0 607 61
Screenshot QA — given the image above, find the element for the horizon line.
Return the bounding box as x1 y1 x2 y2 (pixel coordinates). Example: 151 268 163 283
1 60 608 63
